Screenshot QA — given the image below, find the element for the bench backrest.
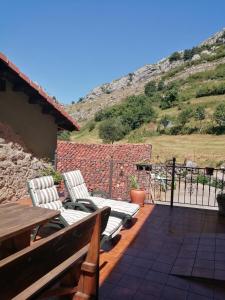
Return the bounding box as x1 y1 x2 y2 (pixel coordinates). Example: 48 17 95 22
0 207 110 299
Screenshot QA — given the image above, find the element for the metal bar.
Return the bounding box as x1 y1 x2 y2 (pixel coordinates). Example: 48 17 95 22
108 158 114 199
170 157 176 207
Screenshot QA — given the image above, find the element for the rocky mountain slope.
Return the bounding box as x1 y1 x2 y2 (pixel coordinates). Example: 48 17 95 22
66 28 225 123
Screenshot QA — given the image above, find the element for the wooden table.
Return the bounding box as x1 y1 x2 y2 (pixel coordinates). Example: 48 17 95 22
0 203 60 259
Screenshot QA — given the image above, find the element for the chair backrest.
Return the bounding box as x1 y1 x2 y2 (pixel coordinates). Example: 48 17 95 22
63 170 90 202
0 207 111 299
27 176 63 211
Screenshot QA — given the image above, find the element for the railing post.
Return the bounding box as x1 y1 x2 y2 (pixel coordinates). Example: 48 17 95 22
109 157 114 198
170 157 176 207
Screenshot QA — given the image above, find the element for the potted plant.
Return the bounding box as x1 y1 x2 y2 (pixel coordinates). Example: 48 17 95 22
41 167 63 187
129 175 145 206
217 193 225 216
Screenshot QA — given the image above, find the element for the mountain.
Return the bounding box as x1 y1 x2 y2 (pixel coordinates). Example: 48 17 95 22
66 28 225 123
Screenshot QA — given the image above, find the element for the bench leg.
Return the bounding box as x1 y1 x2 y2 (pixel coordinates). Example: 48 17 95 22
31 225 41 242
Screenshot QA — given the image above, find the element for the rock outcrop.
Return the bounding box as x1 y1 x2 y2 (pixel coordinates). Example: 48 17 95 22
67 28 225 122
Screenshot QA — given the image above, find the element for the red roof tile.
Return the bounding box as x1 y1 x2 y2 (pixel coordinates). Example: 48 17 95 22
0 52 80 131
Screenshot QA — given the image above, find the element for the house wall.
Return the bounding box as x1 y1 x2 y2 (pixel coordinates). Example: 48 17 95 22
57 142 152 200
0 122 49 203
0 81 57 161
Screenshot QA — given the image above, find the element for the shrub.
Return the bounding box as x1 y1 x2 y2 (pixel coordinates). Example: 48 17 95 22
88 121 96 132
159 115 172 129
41 167 62 184
144 81 157 97
57 130 71 141
78 97 84 103
95 95 156 131
99 118 129 143
213 102 225 126
160 87 178 109
169 125 183 135
195 106 206 120
177 108 193 126
169 51 181 62
196 82 225 97
158 80 165 91
183 49 193 61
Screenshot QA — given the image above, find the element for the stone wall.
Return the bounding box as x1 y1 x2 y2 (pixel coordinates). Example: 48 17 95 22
0 122 49 204
57 142 152 200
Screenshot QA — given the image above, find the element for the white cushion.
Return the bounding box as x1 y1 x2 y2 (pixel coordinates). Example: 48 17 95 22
89 196 140 217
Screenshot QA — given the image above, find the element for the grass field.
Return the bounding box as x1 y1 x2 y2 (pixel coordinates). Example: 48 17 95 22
142 134 225 166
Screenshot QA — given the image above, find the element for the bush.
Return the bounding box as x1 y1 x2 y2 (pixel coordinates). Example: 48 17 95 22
41 167 62 184
57 130 71 141
168 125 183 135
177 108 193 126
88 121 96 132
196 82 225 97
169 51 181 62
213 102 225 126
99 118 129 143
195 106 206 121
144 81 157 97
78 97 84 103
158 80 165 91
95 95 156 131
159 115 172 129
160 87 178 109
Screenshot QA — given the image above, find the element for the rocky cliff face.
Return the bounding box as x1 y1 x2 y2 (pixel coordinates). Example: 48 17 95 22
67 28 225 122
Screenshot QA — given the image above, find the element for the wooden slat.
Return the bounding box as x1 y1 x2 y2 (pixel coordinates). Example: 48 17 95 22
0 207 110 299
13 245 89 300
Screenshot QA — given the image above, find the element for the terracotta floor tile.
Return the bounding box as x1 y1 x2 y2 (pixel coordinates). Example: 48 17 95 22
108 286 135 300
118 274 142 291
151 261 173 274
187 292 212 300
98 205 225 299
161 286 188 300
145 270 168 284
138 279 164 297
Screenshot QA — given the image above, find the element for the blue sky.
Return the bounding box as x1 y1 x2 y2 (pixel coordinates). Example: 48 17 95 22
1 0 225 104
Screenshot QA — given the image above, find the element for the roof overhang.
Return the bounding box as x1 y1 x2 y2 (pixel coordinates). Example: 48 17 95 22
0 52 80 131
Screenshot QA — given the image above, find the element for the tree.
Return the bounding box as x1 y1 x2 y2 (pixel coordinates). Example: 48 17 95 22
213 103 225 126
194 106 206 131
183 49 193 61
144 81 157 97
169 51 181 62
177 108 193 126
99 118 129 143
160 87 178 109
157 80 165 91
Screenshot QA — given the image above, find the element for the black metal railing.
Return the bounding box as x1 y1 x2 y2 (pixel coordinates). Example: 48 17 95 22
151 158 225 209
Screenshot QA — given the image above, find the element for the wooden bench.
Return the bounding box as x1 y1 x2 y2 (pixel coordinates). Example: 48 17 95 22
0 207 111 299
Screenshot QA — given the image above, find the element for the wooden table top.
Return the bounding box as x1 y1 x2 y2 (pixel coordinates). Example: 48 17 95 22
0 203 60 242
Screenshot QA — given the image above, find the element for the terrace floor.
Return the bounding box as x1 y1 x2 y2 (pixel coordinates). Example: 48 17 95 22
99 204 225 300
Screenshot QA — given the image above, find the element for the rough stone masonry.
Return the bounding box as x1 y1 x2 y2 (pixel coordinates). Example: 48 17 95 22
0 122 49 203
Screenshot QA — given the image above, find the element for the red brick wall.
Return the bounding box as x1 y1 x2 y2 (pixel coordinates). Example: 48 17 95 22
57 142 152 200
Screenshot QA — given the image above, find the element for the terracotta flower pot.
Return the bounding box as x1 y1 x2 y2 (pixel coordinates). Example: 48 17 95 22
130 189 145 206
